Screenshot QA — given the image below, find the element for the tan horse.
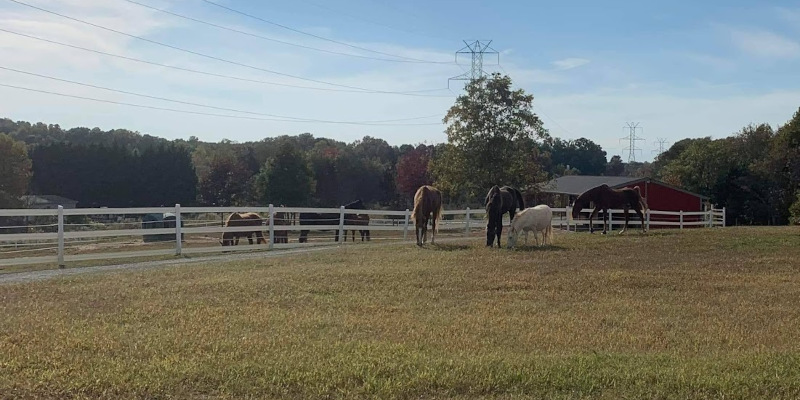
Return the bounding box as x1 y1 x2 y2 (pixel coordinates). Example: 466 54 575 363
412 185 443 246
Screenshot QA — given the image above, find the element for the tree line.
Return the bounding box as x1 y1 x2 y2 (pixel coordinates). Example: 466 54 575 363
1 73 799 225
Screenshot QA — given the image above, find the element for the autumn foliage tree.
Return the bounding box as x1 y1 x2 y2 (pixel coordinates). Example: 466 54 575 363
395 144 433 199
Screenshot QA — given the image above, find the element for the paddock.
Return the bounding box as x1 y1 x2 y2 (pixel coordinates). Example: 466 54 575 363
0 204 726 270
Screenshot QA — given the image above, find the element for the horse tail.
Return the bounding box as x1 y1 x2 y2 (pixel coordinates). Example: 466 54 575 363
634 186 649 210
512 187 525 211
434 197 443 232
485 185 500 206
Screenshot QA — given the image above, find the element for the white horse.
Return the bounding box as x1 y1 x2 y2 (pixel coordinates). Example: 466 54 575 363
507 204 553 248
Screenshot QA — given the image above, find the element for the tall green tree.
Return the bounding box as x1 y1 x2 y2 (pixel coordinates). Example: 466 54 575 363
431 73 549 200
0 133 32 207
254 141 314 206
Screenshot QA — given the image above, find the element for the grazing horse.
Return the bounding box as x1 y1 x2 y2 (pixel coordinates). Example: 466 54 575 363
348 213 370 242
484 185 525 247
570 184 649 234
272 206 290 244
298 199 365 243
412 185 443 246
220 212 265 246
507 205 553 248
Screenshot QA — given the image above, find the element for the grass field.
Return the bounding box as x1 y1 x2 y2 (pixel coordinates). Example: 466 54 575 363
1 227 799 399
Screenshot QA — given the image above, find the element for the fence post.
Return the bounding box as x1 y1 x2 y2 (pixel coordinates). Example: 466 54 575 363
175 204 182 256
403 209 410 240
566 206 572 232
679 210 683 230
608 210 613 232
338 206 345 244
268 204 274 250
646 209 650 231
57 205 65 268
465 207 471 236
722 207 726 227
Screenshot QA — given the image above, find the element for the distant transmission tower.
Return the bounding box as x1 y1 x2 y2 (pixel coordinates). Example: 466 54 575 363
448 40 499 88
652 138 669 159
620 122 645 162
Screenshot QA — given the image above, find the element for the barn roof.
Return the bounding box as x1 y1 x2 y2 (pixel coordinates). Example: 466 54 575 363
538 175 709 199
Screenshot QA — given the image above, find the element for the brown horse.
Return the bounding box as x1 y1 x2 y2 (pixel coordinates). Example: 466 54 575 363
570 184 649 234
484 185 525 247
412 185 443 246
220 212 266 246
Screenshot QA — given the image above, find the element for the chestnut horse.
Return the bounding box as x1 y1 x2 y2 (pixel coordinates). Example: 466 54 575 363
570 184 649 234
412 185 443 246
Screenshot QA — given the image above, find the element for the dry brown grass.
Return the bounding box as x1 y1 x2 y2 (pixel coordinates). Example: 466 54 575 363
1 226 799 399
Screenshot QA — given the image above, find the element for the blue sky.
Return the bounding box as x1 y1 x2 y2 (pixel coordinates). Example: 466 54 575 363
1 0 799 162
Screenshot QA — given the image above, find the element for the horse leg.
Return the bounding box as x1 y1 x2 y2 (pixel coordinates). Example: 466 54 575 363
634 208 646 233
620 207 630 235
430 218 437 245
486 217 495 246
589 207 600 234
602 208 609 235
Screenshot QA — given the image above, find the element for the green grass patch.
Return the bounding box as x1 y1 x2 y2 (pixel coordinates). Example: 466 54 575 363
1 227 800 399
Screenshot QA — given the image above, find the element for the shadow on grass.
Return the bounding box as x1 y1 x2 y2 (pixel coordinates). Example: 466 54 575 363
420 243 472 252
507 244 569 252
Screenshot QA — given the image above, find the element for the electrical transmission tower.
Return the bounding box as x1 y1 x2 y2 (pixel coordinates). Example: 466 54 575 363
448 40 499 89
620 122 645 162
652 138 669 159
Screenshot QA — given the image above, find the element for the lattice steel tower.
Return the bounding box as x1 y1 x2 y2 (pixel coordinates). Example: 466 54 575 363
621 122 645 162
448 40 499 88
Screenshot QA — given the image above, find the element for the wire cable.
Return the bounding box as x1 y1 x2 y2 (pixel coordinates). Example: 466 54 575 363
0 65 442 123
6 0 451 95
0 82 444 126
123 0 454 65
199 0 448 64
0 28 453 98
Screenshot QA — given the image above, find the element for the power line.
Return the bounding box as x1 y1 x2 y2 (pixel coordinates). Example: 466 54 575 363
0 66 443 124
199 0 448 64
122 0 454 65
6 0 450 95
0 83 444 126
620 122 645 162
0 28 454 97
277 0 455 46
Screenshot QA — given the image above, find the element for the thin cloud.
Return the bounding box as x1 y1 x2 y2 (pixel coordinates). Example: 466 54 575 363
552 58 590 70
728 28 800 59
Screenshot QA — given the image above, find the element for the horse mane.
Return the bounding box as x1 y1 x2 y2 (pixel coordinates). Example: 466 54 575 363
508 186 525 211
484 185 501 206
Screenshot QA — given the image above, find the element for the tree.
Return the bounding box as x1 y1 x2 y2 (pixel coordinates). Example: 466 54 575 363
198 154 251 206
545 137 607 176
254 141 314 206
432 73 549 201
0 133 32 207
396 144 433 199
605 155 624 176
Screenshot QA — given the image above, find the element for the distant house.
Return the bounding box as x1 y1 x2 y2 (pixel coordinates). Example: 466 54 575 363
535 176 710 227
20 195 78 209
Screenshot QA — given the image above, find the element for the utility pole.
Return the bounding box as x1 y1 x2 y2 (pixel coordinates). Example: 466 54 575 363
620 122 645 162
652 138 669 159
448 40 499 89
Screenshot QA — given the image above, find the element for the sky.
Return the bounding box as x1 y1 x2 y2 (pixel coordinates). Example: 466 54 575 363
0 0 799 162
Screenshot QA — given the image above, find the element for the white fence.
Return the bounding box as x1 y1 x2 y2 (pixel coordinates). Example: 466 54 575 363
0 204 726 268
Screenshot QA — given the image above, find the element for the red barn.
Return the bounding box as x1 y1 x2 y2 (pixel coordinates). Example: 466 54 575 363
535 176 710 228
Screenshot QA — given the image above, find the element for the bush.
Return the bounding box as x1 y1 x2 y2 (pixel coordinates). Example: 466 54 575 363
789 191 800 225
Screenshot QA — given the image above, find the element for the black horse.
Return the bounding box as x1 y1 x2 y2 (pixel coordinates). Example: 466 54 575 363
485 185 525 247
298 199 365 243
